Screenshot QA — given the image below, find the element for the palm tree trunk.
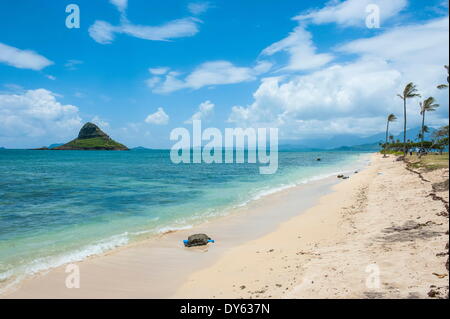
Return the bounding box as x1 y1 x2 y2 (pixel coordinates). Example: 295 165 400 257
421 111 425 149
403 98 407 155
385 120 389 147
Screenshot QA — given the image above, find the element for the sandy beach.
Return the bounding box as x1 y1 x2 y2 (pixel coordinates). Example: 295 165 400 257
176 153 449 299
2 153 448 299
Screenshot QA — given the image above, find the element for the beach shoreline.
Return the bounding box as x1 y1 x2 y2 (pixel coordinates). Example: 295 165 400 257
1 153 371 298
175 153 449 299
2 152 448 299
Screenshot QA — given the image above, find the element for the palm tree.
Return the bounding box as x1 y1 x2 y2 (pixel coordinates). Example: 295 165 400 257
419 97 439 149
431 125 449 154
398 83 421 155
437 65 449 90
385 114 397 147
417 133 423 142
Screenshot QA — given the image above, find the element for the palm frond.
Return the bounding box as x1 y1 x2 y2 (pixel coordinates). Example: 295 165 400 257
387 113 397 122
422 96 439 112
403 82 421 99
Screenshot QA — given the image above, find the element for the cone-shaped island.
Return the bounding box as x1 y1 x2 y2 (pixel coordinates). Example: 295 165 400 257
53 122 128 150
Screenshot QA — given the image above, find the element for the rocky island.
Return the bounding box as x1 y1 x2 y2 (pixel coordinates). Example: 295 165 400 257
52 122 128 151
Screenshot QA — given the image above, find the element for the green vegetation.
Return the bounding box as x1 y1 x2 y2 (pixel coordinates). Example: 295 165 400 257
380 150 404 155
381 65 448 156
437 65 449 90
383 141 441 151
385 113 397 146
53 122 129 150
405 153 449 170
419 97 439 149
59 137 128 150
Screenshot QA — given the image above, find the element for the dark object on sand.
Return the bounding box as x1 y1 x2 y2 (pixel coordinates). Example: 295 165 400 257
337 174 344 178
184 234 214 247
396 156 405 161
342 176 349 180
432 179 449 192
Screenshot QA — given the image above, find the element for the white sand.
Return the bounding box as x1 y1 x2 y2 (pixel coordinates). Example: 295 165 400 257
2 153 448 299
174 154 449 299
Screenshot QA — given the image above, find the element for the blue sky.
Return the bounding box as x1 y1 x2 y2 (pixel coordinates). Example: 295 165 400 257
0 0 448 148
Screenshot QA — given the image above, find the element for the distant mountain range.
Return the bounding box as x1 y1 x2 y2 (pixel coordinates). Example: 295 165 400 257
279 126 435 151
37 126 436 152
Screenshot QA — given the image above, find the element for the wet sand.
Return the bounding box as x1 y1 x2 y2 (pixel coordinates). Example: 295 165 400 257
1 157 368 298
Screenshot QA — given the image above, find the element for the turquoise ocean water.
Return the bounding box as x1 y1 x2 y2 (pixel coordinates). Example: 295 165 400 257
0 149 370 286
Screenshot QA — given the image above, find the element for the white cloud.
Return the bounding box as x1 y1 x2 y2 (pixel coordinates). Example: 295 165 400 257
2 84 24 92
148 60 272 93
295 0 407 27
259 0 406 73
91 116 110 129
89 21 117 44
149 67 170 75
65 59 83 70
89 18 200 44
228 18 449 139
188 2 211 15
0 42 53 71
339 17 448 64
89 0 201 45
120 18 200 41
145 107 169 125
229 58 402 129
110 0 128 13
46 75 56 80
184 61 256 88
262 26 334 71
185 100 215 123
253 60 273 74
0 89 82 138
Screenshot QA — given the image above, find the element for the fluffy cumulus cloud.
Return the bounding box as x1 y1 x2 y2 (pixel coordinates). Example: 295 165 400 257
0 89 82 138
229 17 449 139
89 1 201 44
145 107 169 125
185 100 214 123
0 42 53 70
147 60 272 93
295 0 407 27
261 26 334 71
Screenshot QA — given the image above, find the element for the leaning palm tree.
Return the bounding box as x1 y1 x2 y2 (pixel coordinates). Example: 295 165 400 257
419 97 439 149
398 83 421 155
385 114 397 147
437 65 449 90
